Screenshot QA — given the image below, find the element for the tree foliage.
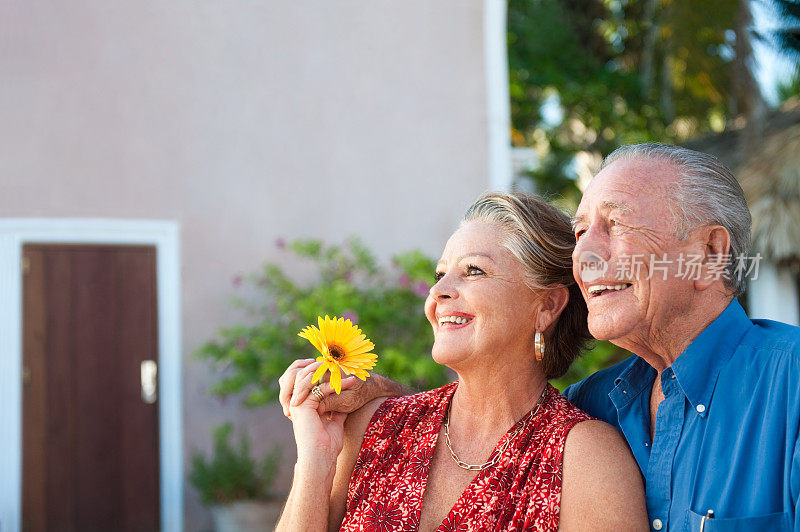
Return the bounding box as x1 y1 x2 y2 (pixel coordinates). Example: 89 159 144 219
508 0 740 202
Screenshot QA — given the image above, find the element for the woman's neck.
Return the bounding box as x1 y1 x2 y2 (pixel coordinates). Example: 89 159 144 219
449 364 548 438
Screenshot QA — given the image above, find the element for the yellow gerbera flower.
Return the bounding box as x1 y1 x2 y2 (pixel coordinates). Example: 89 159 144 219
297 315 377 394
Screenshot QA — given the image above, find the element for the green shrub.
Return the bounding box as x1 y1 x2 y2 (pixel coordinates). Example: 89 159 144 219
189 423 281 505
196 237 449 406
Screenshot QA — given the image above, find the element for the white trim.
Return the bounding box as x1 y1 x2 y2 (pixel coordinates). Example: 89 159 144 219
484 0 513 192
748 261 800 326
511 147 539 194
0 219 183 532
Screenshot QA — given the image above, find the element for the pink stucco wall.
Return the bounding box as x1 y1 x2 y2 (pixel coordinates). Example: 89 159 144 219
1 1 490 529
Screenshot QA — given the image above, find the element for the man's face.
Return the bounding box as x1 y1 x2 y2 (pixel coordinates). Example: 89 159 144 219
571 157 703 345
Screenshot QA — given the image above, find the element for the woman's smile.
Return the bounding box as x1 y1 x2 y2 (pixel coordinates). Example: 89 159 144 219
436 312 475 329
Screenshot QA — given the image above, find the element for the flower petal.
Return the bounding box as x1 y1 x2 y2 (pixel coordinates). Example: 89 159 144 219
300 316 377 393
311 362 329 384
299 326 327 356
330 364 342 394
353 369 370 380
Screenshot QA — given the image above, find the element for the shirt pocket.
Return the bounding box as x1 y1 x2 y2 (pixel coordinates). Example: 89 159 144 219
686 509 790 531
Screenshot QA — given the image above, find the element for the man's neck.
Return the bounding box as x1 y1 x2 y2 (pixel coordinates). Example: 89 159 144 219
614 293 734 373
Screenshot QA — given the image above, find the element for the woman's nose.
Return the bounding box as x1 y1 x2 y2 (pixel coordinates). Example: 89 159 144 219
429 276 457 300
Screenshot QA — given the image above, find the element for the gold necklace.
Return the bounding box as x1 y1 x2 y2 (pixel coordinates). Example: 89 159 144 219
443 385 548 471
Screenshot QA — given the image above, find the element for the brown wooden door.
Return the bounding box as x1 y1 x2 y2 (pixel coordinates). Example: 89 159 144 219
22 244 160 532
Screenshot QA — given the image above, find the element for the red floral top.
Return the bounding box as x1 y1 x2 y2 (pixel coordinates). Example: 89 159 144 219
341 382 593 532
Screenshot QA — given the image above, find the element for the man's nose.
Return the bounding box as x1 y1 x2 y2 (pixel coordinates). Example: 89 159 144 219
573 227 611 274
574 224 610 258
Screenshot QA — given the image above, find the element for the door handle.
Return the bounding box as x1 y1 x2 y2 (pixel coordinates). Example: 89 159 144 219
141 360 158 404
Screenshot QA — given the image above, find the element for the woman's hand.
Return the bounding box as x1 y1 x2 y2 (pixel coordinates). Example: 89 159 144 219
276 361 390 532
278 358 412 419
278 358 362 418
285 361 350 468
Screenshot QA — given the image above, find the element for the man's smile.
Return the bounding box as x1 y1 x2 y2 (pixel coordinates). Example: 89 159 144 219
586 282 633 299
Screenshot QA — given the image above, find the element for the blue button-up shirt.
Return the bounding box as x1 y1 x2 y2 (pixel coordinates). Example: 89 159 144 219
564 300 800 531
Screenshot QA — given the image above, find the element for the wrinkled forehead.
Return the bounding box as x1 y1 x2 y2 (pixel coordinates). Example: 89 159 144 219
577 156 680 217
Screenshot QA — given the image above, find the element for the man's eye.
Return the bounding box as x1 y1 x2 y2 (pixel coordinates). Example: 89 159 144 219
575 229 586 241
434 271 444 282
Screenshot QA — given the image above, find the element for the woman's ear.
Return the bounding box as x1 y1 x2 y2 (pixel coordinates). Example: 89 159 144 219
536 285 569 332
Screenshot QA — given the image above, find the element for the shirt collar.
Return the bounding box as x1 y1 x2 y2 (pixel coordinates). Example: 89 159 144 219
670 299 752 415
610 355 656 409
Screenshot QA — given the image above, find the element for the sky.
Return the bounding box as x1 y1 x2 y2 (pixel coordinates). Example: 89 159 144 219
752 0 798 103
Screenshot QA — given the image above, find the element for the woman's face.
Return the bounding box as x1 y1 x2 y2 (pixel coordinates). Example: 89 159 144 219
424 221 543 370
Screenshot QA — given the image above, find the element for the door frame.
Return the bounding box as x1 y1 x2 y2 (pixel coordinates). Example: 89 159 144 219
0 219 183 532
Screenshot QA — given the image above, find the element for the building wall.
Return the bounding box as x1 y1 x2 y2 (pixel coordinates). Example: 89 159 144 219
748 262 800 326
1 2 491 529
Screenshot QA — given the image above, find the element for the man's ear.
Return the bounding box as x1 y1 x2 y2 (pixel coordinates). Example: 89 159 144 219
536 285 570 332
694 225 731 291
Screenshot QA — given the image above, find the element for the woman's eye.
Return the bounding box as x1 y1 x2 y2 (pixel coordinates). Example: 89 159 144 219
434 271 444 282
466 265 484 276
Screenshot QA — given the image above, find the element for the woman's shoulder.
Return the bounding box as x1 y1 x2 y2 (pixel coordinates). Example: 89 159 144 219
556 382 649 529
559 418 648 530
539 384 596 433
557 391 647 530
547 387 625 454
563 418 628 455
531 385 630 472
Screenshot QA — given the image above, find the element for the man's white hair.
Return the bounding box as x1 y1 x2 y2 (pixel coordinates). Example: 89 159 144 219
601 143 752 295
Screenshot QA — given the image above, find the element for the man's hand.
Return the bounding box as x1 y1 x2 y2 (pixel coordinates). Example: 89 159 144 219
278 358 414 417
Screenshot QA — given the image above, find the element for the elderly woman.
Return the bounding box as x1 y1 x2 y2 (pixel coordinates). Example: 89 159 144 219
276 192 647 531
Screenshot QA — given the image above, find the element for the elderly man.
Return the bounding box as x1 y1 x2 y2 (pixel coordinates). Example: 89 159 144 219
280 144 800 531
563 144 799 531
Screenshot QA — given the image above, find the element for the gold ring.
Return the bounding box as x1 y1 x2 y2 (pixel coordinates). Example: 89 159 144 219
311 385 324 401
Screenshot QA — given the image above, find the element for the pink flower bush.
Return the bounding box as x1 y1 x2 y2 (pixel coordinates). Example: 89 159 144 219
412 281 430 297
398 273 411 288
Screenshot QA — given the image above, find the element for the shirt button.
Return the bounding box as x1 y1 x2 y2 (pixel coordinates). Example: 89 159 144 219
652 518 663 530
696 404 706 413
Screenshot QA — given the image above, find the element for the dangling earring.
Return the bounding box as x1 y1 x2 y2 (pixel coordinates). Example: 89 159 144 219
534 331 545 362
